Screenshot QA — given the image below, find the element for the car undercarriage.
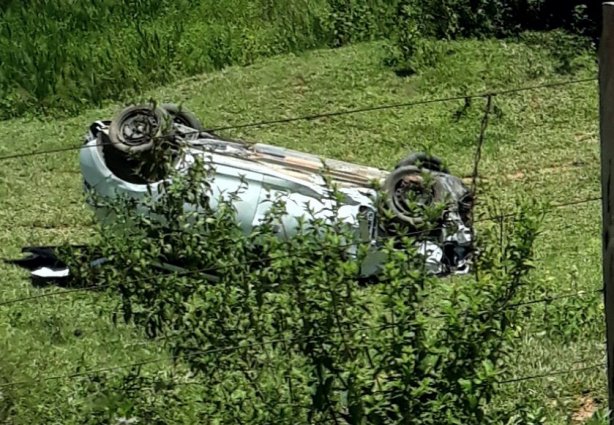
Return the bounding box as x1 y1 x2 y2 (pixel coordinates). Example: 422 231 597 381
7 103 476 281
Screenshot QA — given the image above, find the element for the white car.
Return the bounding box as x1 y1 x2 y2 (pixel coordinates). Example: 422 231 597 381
79 104 474 277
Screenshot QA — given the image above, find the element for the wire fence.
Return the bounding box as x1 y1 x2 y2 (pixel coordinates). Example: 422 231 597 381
0 194 602 311
0 77 597 163
0 76 605 420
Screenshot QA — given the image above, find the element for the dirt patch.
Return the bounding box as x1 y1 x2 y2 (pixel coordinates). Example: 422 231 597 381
575 132 597 143
571 395 599 424
507 171 526 181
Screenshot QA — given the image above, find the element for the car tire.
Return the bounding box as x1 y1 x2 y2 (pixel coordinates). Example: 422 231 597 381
383 165 432 228
108 104 171 154
161 103 204 131
395 152 449 174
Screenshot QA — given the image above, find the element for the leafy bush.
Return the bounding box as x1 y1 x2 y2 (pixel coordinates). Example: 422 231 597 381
519 30 595 75
387 0 597 75
325 0 398 47
63 140 547 423
75 368 202 425
537 290 603 344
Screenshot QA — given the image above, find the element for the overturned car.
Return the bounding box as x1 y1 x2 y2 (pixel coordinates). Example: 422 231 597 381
78 104 474 277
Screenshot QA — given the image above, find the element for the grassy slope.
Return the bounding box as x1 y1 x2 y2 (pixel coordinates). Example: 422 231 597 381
0 38 602 423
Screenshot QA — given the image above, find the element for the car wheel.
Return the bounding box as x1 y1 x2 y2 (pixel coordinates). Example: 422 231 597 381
108 104 171 154
161 103 204 131
383 165 434 228
395 152 449 174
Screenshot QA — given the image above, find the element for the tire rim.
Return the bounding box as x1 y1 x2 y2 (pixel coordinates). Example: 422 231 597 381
119 110 160 146
392 175 433 219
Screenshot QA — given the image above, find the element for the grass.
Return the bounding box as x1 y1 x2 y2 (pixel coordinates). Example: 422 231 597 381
0 36 603 423
0 0 396 120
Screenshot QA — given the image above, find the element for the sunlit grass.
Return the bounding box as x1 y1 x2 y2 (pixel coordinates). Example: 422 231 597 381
0 38 602 423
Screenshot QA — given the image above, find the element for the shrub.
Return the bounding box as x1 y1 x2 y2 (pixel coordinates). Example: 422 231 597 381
387 0 597 76
519 29 595 75
64 140 546 423
537 290 603 344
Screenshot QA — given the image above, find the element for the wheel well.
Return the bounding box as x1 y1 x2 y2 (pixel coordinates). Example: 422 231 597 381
98 132 161 185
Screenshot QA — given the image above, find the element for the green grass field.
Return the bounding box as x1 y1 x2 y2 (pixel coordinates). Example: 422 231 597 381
0 37 604 423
